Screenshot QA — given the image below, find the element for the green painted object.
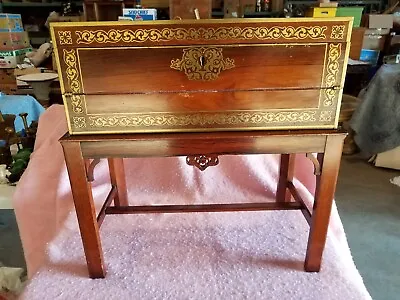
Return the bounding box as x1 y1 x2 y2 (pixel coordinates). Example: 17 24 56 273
336 7 364 27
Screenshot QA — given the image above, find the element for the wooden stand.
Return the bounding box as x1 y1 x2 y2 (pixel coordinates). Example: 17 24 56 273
60 129 345 278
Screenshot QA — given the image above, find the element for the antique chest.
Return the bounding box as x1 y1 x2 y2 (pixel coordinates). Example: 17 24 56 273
50 18 352 135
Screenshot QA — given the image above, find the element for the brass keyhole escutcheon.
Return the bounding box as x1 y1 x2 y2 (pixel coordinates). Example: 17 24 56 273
170 47 235 81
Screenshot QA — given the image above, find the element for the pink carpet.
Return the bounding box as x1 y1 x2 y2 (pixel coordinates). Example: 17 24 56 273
13 105 371 299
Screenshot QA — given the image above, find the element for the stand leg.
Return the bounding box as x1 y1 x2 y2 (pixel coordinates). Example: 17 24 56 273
276 154 295 202
305 135 344 272
108 158 128 206
62 142 106 278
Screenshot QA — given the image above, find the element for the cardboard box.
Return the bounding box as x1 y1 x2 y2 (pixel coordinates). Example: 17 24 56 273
0 47 32 68
0 68 17 94
350 27 366 59
374 146 400 170
0 14 23 33
122 8 157 20
362 28 390 50
0 31 30 51
363 14 393 29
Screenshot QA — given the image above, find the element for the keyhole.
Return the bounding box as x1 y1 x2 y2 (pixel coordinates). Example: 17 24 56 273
199 56 205 67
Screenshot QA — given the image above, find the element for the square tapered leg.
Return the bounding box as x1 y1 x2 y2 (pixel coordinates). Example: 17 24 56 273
304 135 344 272
62 142 106 278
276 154 295 202
108 158 128 206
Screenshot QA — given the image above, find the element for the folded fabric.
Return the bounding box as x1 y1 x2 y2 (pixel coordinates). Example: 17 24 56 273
12 105 370 299
350 64 400 155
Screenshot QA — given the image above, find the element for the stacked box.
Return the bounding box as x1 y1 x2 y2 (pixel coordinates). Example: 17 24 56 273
0 68 17 94
122 9 157 20
0 31 30 51
0 47 32 68
0 14 31 68
0 14 24 33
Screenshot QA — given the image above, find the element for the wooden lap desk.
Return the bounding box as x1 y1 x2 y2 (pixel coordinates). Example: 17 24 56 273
51 18 352 278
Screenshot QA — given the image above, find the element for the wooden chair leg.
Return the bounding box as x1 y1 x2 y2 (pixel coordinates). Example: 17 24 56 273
304 135 344 272
62 142 106 279
276 154 295 202
108 158 128 206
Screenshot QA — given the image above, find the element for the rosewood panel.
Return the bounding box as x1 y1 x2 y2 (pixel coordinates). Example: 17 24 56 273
83 89 321 114
76 45 327 94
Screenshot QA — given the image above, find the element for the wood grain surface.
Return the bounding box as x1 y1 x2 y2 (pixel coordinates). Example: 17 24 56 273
76 45 328 94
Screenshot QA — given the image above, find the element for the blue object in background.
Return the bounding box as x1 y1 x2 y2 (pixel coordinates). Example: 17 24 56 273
0 92 45 132
360 49 380 66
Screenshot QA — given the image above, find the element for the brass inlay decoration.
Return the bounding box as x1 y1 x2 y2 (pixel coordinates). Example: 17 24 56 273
319 111 333 121
63 49 81 93
73 116 86 128
58 31 72 45
330 25 345 40
170 47 235 81
75 26 327 44
186 155 219 171
324 43 341 107
87 111 316 128
63 49 84 113
71 95 84 114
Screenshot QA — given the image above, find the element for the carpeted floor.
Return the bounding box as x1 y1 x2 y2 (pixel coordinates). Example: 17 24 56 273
335 155 400 300
0 155 399 298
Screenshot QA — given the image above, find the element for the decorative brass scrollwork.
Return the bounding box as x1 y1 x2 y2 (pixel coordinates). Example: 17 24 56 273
171 47 235 81
186 155 219 171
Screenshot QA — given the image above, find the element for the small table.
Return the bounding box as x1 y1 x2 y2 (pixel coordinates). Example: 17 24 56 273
60 129 345 279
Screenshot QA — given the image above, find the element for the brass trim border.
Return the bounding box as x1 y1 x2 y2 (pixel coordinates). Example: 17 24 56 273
72 25 328 44
50 18 354 43
86 110 317 129
50 26 72 133
334 25 352 127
